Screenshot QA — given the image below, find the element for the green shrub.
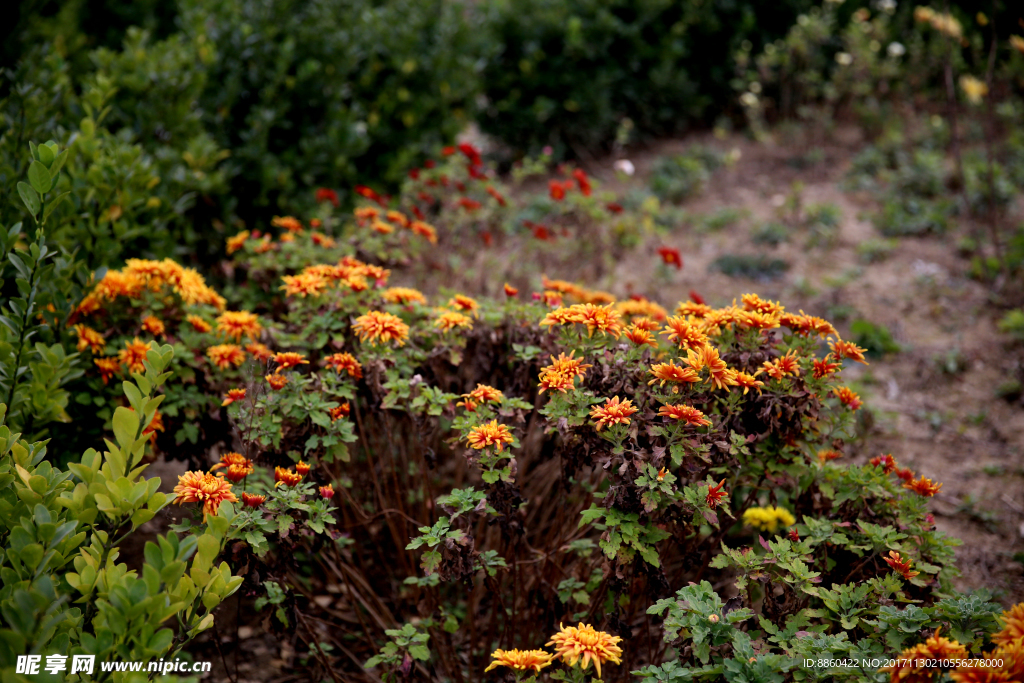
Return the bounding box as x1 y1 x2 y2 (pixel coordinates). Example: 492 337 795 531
178 0 484 220
711 254 790 280
480 0 815 154
650 147 724 204
751 221 790 246
850 318 902 358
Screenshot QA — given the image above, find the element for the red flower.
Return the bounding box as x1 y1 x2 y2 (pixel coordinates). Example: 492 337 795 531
572 168 591 196
458 142 482 164
689 290 705 305
606 202 623 214
417 192 434 205
315 188 339 207
442 146 456 156
468 164 486 180
456 181 466 192
706 479 728 509
788 528 800 542
486 186 507 206
532 224 551 240
411 205 425 220
870 454 897 474
440 174 449 187
408 168 420 180
458 197 482 212
354 185 380 202
549 179 574 201
481 231 493 247
657 246 683 270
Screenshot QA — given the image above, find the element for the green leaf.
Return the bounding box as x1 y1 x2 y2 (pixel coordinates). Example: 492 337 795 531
408 645 430 661
112 407 140 451
28 161 52 194
42 192 70 223
17 182 40 217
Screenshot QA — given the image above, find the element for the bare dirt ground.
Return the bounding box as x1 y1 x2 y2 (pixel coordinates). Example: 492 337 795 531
589 128 1024 605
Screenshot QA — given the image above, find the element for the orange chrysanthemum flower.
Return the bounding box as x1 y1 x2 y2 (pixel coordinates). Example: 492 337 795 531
733 372 765 395
503 283 518 297
271 215 303 232
273 352 309 370
466 420 515 451
590 396 638 431
247 342 274 362
675 301 713 318
222 388 246 406
208 344 246 370
885 629 968 682
903 475 942 497
834 386 863 410
632 316 662 332
571 303 623 338
173 471 238 521
319 484 335 499
649 361 701 387
614 299 668 321
295 461 311 475
385 210 409 228
625 324 658 347
118 338 153 374
741 293 784 315
141 315 165 337
992 603 1024 647
871 454 898 474
281 272 328 297
830 339 870 365
434 310 473 333
74 325 105 354
274 467 303 487
662 316 709 350
761 350 801 381
353 310 410 346
739 309 782 331
658 404 711 426
538 351 592 394
692 346 737 391
226 230 250 254
448 294 479 314
547 623 623 679
465 384 504 404
329 403 351 421
884 550 921 580
354 206 380 222
382 287 427 305
813 355 841 379
266 373 288 390
410 221 438 244
94 357 121 384
484 649 554 674
706 479 728 509
216 311 263 341
371 219 395 234
241 492 265 508
324 352 363 379
541 276 588 299
895 467 916 482
186 315 213 333
818 449 843 464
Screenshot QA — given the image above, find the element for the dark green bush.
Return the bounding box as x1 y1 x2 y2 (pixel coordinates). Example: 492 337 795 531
711 254 790 280
480 0 814 154
178 0 485 221
650 146 724 203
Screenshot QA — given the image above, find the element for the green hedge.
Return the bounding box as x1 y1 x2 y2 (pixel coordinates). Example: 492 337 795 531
479 0 815 155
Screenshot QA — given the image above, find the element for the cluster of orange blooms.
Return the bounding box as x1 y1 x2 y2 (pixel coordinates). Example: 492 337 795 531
279 256 391 298
534 292 868 434
883 603 1024 682
870 453 943 497
485 623 623 678
353 206 438 244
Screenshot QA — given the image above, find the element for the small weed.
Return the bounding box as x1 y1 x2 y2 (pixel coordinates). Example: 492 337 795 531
875 196 952 237
710 254 789 280
955 495 1001 533
995 379 1023 402
751 221 790 246
650 147 724 203
857 237 899 263
700 207 747 232
826 304 857 322
981 464 1005 477
850 319 901 358
933 347 968 375
997 310 1024 341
